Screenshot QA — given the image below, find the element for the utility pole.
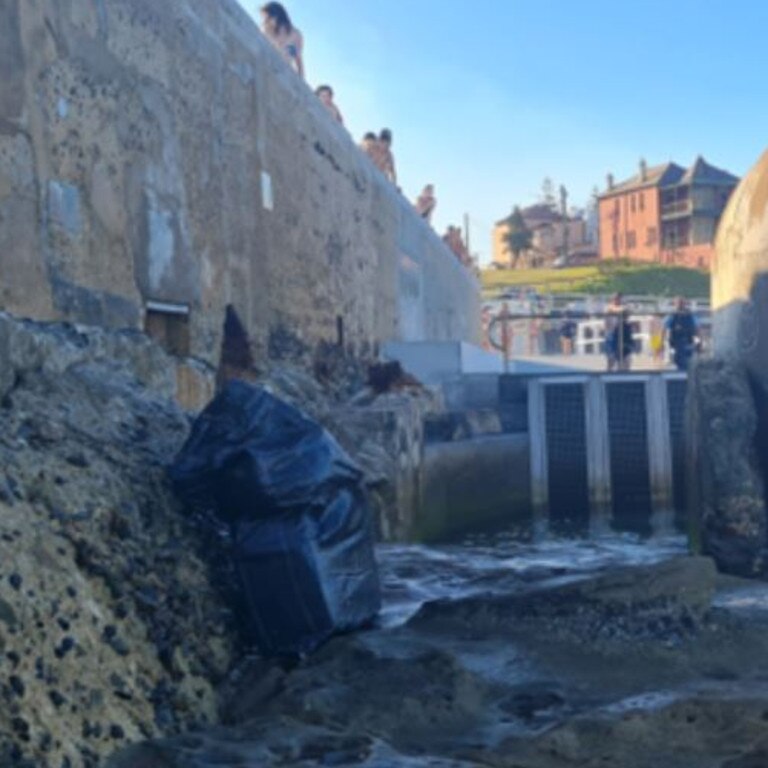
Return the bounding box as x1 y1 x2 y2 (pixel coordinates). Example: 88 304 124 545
559 185 569 261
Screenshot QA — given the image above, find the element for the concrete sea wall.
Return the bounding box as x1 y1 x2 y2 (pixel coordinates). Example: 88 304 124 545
0 0 479 397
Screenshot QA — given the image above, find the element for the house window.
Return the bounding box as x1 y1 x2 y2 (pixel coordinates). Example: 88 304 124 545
145 301 190 357
626 231 637 249
646 227 657 246
612 234 619 253
630 195 636 213
640 193 645 211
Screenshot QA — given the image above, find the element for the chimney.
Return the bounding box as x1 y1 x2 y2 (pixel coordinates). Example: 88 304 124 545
639 158 648 182
606 173 614 191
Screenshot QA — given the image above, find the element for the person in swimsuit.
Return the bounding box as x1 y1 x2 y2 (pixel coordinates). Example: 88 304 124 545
377 129 397 184
415 184 437 222
260 2 304 78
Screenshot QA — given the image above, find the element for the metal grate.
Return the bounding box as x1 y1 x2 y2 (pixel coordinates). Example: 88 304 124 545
606 381 652 534
544 383 590 535
667 378 687 528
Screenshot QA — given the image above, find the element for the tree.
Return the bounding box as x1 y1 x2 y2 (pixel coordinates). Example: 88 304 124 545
540 177 556 210
502 206 533 268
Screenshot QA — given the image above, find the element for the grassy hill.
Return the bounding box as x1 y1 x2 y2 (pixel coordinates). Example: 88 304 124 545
481 261 710 299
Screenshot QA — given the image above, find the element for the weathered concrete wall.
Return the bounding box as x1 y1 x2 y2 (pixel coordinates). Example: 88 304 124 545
0 0 479 379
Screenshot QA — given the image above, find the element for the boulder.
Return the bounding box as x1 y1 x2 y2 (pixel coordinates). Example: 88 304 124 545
687 358 768 576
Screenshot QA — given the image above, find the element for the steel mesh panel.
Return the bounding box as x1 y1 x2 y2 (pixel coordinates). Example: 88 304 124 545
606 381 652 534
544 383 590 535
667 378 687 528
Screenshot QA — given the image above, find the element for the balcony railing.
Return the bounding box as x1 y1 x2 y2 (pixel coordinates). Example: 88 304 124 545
661 200 691 216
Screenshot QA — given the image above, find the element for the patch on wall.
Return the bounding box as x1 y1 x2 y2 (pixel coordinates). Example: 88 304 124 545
47 180 82 236
326 232 344 265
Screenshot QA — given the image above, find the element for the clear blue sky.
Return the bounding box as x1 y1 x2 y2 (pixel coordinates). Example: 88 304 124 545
242 0 768 264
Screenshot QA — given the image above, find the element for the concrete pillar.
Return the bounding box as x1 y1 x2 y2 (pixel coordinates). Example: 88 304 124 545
646 374 675 532
527 378 549 538
585 376 612 534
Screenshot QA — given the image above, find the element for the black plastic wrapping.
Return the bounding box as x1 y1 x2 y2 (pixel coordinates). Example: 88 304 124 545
170 381 381 656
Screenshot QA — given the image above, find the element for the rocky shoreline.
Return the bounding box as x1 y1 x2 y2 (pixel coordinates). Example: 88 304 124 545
108 543 768 768
5 313 768 768
0 315 236 767
0 313 434 767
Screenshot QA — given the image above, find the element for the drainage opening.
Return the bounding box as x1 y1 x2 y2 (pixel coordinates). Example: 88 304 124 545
144 301 190 357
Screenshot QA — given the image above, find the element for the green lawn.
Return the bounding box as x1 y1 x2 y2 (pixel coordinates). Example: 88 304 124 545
481 261 710 299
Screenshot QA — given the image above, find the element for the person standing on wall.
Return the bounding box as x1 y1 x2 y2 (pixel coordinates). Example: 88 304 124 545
663 296 699 371
260 2 304 78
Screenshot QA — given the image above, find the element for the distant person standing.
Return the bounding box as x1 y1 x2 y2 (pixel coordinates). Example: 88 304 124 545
604 293 632 371
649 316 665 367
377 129 397 184
415 184 437 222
559 312 577 355
315 85 343 124
663 297 699 371
260 2 304 78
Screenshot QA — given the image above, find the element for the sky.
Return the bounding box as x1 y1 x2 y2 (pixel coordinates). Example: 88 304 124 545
242 0 768 264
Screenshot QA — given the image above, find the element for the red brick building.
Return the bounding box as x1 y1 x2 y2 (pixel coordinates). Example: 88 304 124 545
598 157 738 269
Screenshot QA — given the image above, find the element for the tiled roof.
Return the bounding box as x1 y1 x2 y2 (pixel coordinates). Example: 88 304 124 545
601 162 685 198
600 157 738 198
521 203 562 223
495 204 562 227
678 156 739 186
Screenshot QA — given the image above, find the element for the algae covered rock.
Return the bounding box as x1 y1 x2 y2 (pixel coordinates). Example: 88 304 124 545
0 316 234 767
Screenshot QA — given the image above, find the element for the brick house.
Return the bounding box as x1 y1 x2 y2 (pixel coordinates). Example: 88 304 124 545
492 204 590 268
597 157 738 269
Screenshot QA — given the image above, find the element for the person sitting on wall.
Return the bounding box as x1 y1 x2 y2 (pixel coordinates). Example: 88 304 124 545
663 296 699 371
315 85 344 124
415 184 437 222
377 129 397 184
442 225 471 265
260 2 304 78
360 132 380 163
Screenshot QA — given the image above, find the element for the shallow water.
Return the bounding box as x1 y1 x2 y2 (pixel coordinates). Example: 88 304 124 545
378 531 688 627
111 532 768 767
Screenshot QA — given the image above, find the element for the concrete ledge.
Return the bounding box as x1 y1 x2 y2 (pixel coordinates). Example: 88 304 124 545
417 433 531 542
